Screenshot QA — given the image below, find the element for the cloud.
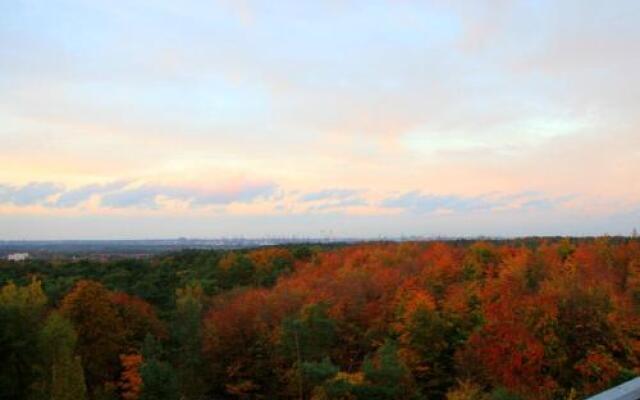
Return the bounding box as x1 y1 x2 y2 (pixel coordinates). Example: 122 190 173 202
100 186 162 209
381 190 573 214
381 191 492 214
100 182 278 209
300 189 362 202
309 196 368 212
0 182 63 205
297 188 368 212
54 181 129 207
189 182 277 206
0 179 278 210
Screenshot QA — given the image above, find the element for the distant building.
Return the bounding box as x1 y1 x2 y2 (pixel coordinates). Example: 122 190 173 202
7 253 30 262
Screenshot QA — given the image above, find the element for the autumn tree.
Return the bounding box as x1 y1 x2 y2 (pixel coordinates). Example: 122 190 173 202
446 381 489 400
218 252 255 289
51 354 87 400
110 292 166 351
119 354 142 400
39 312 87 400
202 289 275 397
60 280 126 394
396 290 455 396
248 247 295 286
550 284 620 392
457 320 549 396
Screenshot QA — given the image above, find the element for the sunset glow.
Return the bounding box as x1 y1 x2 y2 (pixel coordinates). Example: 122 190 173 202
1 1 639 238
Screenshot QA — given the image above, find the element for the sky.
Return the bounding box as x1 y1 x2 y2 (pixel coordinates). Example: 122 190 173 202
1 0 639 239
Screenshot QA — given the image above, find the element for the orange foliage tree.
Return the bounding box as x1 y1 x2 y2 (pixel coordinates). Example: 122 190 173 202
119 353 143 400
60 280 126 393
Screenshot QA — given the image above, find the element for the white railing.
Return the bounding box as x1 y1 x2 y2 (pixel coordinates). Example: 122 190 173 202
586 377 640 400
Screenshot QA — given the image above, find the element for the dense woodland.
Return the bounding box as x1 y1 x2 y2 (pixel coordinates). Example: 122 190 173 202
2 238 640 400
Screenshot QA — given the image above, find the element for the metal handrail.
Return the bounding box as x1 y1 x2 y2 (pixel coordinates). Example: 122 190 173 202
586 377 640 400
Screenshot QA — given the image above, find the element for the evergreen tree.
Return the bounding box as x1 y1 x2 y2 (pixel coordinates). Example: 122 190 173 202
356 340 418 400
300 357 339 395
139 335 179 400
280 302 336 362
0 279 47 400
172 283 206 399
280 303 337 399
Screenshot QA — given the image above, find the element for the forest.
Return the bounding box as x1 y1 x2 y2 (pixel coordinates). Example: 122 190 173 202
1 238 640 400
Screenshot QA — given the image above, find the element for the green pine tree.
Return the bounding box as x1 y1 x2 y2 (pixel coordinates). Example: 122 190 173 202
139 335 179 400
172 283 206 400
357 340 418 400
280 302 336 363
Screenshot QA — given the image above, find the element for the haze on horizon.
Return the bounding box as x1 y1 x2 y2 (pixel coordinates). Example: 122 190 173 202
1 0 639 239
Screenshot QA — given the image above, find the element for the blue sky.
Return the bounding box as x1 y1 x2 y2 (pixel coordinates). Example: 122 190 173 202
1 0 639 239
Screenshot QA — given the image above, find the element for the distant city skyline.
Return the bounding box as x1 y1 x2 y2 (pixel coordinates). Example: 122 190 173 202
1 1 639 239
